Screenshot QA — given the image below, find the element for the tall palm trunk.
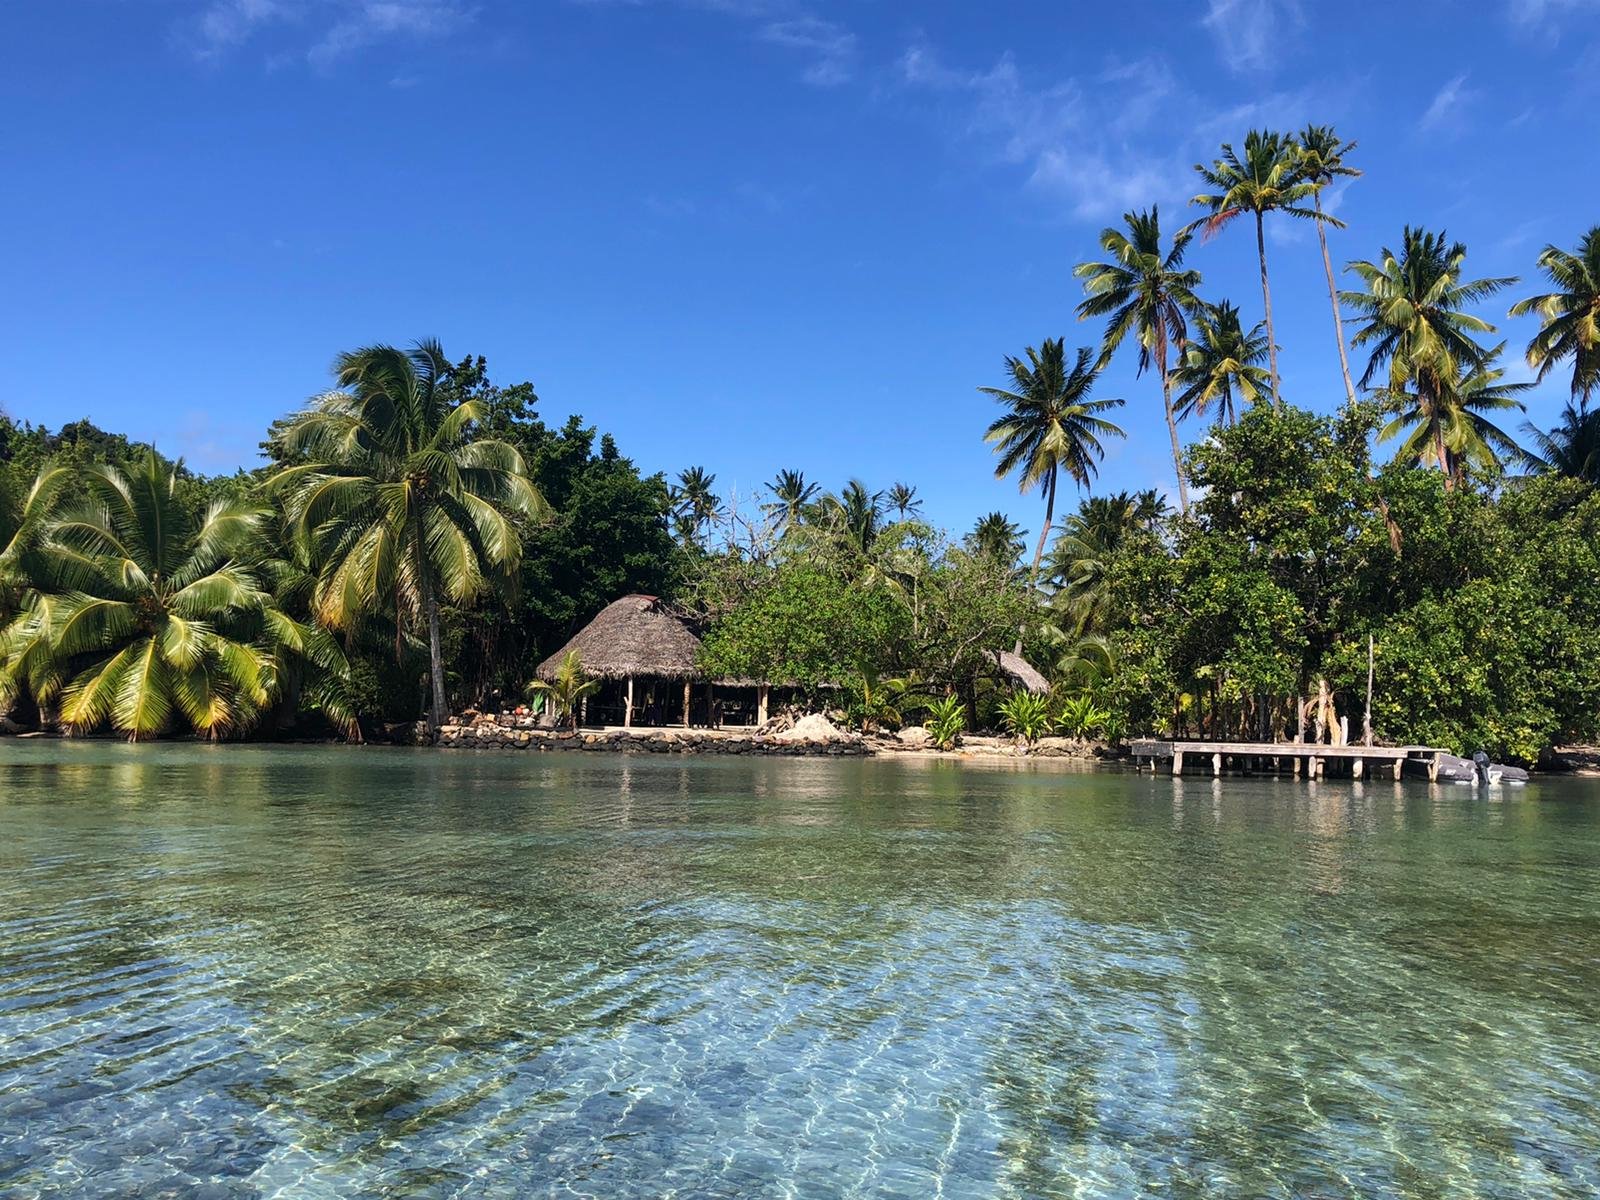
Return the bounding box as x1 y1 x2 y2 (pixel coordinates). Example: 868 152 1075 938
1018 468 1059 655
1255 212 1280 403
1157 335 1190 514
420 566 448 728
1313 191 1357 407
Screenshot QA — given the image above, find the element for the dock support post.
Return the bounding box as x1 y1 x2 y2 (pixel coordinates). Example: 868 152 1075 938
1352 757 1363 780
1213 752 1223 777
1172 750 1184 777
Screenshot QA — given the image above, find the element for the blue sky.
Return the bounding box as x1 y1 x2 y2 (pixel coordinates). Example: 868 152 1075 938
6 0 1597 538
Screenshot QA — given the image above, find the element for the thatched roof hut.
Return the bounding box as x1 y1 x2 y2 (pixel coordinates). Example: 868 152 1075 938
535 594 703 682
989 649 1050 695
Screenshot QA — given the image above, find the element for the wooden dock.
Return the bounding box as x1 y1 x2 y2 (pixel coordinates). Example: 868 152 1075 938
1128 739 1453 781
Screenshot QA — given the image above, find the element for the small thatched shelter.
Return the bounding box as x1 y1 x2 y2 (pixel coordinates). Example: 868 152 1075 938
989 649 1050 695
535 595 771 728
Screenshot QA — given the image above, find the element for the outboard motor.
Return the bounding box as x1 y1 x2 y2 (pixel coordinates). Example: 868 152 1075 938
1472 750 1492 785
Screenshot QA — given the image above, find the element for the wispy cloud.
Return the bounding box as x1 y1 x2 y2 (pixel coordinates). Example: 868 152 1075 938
1506 0 1600 24
181 0 472 66
1201 0 1304 72
896 42 1317 223
575 0 855 85
1418 73 1474 133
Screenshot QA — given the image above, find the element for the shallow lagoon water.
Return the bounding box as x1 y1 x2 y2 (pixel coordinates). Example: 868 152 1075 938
1 742 1598 1199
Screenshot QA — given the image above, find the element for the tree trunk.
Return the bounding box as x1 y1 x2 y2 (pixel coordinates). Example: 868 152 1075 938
1018 469 1058 655
1158 335 1191 514
1314 192 1357 407
422 570 448 730
1256 212 1281 403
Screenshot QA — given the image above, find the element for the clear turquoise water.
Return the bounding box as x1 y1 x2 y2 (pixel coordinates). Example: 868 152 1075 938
1 743 1598 1199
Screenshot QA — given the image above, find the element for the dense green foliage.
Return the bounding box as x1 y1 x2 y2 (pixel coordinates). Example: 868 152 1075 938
3 121 1598 758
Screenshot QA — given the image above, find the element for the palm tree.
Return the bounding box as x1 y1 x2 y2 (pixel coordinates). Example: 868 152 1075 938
0 466 71 714
1523 399 1600 484
967 512 1025 568
1188 130 1323 397
980 339 1126 586
886 482 921 521
671 466 721 547
1509 225 1600 403
1074 206 1201 511
1046 490 1167 641
763 468 818 533
1173 301 1272 426
527 648 598 731
1296 125 1362 406
18 453 282 739
1378 343 1531 485
1342 227 1516 488
818 479 884 555
270 340 546 729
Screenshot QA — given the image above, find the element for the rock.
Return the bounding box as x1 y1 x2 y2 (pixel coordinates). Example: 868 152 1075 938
774 713 860 745
897 726 932 748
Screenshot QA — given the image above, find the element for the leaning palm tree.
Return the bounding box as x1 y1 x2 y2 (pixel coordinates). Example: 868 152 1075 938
1378 343 1531 486
1074 206 1201 511
967 511 1025 569
1173 301 1272 426
0 466 72 714
1342 227 1516 488
1522 399 1600 485
1188 130 1322 397
1296 125 1362 405
1509 225 1600 403
763 468 818 533
270 340 546 729
886 482 921 521
22 453 282 739
980 339 1126 586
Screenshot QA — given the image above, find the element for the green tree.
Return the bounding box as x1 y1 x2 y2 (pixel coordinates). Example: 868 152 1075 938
886 482 921 521
764 469 818 534
527 648 599 731
1377 343 1531 484
1075 206 1201 511
1174 301 1272 426
815 479 885 556
1509 224 1600 402
1523 399 1600 484
1343 228 1517 487
1295 125 1362 406
671 466 721 547
967 512 1025 569
269 340 546 729
1188 130 1322 397
16 453 283 739
980 339 1126 584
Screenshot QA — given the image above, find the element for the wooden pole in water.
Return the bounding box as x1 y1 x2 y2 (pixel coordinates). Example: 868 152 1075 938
683 679 692 727
624 675 635 728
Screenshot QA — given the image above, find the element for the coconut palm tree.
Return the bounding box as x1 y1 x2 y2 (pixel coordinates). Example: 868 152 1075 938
886 482 921 521
1074 206 1201 511
980 339 1126 586
269 340 546 729
1296 125 1362 406
1342 227 1516 488
15 453 283 739
1378 343 1531 485
0 466 72 714
671 466 721 547
967 512 1025 568
1188 130 1323 397
817 479 885 555
1045 490 1167 641
1509 225 1600 403
1522 400 1600 485
1173 301 1272 426
763 468 818 533
527 648 598 731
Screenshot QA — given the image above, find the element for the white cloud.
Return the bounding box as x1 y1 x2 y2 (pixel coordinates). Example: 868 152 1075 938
575 0 854 85
1418 73 1474 132
1506 0 1599 24
181 0 471 66
1201 0 1304 73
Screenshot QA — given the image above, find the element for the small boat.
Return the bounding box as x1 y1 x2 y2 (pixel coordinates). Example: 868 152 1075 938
1402 752 1530 785
1472 751 1529 786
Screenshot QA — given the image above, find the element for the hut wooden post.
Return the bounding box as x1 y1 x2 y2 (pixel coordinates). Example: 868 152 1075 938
624 676 634 729
757 684 769 725
707 682 716 729
683 680 692 727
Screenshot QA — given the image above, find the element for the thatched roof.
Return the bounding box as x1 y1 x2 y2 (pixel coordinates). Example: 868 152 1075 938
989 649 1050 694
536 595 704 681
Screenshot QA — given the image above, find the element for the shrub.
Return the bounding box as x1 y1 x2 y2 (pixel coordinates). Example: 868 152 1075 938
925 694 965 749
997 690 1052 744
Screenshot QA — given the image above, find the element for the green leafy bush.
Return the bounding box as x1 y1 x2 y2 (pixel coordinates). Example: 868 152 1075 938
997 691 1052 744
925 694 965 749
1056 692 1109 739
